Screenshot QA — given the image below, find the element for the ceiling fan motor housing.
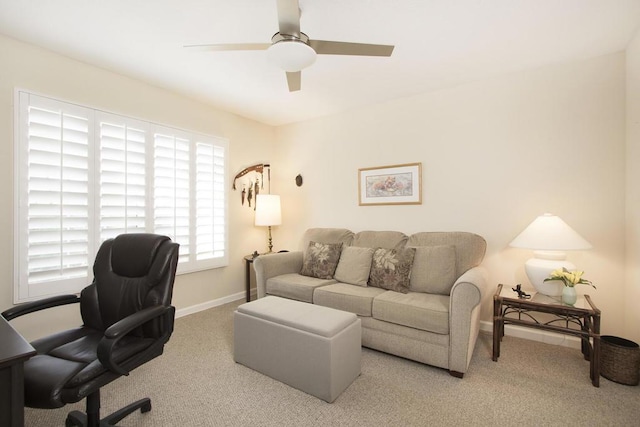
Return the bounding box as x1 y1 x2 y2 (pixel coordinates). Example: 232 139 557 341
268 32 317 72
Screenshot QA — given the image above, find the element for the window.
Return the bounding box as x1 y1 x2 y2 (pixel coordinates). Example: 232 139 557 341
98 116 147 241
14 90 229 302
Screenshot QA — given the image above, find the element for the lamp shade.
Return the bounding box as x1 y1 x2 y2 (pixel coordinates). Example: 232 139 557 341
267 40 317 72
255 194 282 227
509 213 592 251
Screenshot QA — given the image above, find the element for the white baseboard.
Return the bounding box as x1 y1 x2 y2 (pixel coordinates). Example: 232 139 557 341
479 320 582 350
175 291 246 318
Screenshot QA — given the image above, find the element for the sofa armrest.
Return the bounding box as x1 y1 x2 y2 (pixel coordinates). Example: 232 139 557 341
448 265 489 375
253 251 304 298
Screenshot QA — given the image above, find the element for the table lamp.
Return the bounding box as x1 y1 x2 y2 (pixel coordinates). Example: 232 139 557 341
509 213 592 296
255 194 281 253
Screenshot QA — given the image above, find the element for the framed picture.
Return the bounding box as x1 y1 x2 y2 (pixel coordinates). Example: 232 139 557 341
358 163 422 206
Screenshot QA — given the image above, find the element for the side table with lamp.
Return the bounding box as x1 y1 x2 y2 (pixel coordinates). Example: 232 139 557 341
495 213 601 386
245 194 282 302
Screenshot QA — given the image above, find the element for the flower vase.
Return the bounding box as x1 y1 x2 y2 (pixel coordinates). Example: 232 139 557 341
562 286 577 305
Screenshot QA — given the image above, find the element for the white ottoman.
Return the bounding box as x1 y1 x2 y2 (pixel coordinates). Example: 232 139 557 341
234 296 361 403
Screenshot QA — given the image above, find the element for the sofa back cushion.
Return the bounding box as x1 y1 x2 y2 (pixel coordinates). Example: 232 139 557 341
302 228 354 250
352 230 408 250
334 246 375 287
407 232 486 278
409 245 457 295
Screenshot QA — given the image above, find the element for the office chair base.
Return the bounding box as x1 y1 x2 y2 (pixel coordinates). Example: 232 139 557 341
65 391 152 427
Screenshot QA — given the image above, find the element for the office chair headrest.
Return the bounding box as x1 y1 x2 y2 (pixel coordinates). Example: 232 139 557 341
111 234 172 278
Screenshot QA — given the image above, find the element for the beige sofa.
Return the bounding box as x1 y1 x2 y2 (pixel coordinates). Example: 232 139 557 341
253 228 488 378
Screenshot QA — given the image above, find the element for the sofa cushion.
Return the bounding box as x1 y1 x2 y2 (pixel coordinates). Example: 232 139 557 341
352 230 408 250
313 283 386 317
300 241 343 279
368 247 416 293
372 291 450 335
407 232 486 278
266 273 336 303
334 246 374 287
302 228 354 248
409 245 457 295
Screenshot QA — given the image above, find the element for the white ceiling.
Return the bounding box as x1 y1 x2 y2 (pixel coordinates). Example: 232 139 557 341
1 0 640 126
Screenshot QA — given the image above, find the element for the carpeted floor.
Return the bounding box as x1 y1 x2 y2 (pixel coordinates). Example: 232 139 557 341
25 299 640 426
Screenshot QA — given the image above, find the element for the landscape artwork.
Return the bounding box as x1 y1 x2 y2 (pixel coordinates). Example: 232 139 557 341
358 163 422 206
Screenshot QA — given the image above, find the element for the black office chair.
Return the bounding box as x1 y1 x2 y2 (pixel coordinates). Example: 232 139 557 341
2 233 179 427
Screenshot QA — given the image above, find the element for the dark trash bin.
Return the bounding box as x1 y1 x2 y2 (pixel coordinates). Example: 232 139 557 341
600 335 640 386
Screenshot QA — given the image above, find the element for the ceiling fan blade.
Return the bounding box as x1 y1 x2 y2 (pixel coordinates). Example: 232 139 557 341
309 40 394 57
184 43 270 51
276 0 301 37
286 71 301 92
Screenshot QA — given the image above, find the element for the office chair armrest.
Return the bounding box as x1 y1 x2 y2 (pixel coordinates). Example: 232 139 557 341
1 294 80 321
98 305 170 375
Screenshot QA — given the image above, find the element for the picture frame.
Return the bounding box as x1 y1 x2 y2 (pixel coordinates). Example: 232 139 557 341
358 162 422 206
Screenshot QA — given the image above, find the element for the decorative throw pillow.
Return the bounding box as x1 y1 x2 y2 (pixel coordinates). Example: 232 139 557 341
368 247 416 293
334 246 375 287
300 241 343 279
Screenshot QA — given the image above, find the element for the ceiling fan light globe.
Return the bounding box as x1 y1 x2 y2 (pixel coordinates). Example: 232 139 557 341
267 40 317 72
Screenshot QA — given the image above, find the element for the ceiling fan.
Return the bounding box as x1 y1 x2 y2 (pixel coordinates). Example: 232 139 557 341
184 0 394 92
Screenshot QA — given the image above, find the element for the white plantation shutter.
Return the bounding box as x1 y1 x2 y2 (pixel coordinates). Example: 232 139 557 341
15 93 93 300
152 132 229 271
98 115 147 241
15 90 229 302
196 141 227 262
154 132 191 264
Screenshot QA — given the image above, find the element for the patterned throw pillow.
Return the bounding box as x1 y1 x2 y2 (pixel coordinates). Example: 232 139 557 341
368 247 416 293
300 241 343 279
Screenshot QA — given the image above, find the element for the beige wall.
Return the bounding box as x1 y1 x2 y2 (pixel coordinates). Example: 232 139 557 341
2 34 636 342
626 29 640 344
0 35 275 341
274 52 628 335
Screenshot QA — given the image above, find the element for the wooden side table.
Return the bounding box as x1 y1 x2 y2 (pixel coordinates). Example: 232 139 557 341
493 283 601 387
244 254 257 302
243 251 289 302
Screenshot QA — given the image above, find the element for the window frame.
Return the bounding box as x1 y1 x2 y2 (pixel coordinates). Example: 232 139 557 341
14 89 229 303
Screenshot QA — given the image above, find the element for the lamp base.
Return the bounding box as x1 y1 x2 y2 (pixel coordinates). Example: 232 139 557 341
266 225 274 253
524 252 575 297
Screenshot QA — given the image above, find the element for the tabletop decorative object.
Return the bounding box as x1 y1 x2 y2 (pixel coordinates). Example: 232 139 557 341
544 267 595 305
511 284 531 299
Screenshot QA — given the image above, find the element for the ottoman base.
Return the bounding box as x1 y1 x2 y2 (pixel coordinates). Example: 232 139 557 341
234 296 361 403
